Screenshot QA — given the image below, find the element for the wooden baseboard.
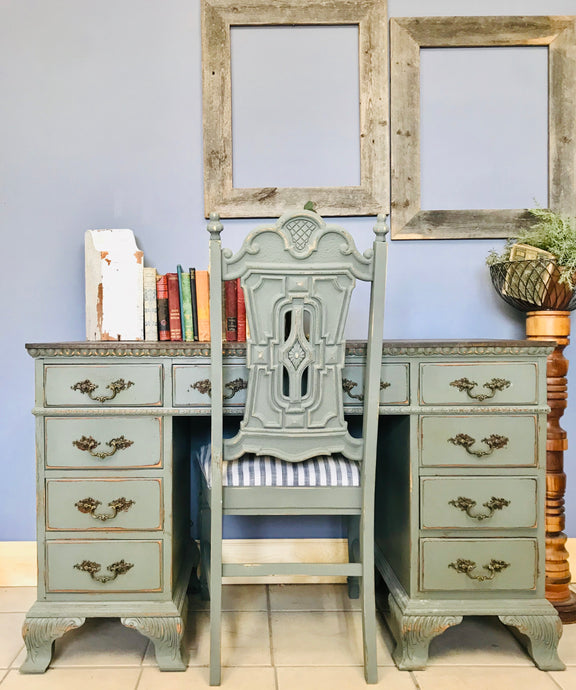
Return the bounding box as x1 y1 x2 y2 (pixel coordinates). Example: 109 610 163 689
1 538 574 587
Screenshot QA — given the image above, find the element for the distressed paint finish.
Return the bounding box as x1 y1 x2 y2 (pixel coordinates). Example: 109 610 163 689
390 15 576 239
374 339 564 672
201 0 389 217
85 229 144 340
203 210 388 684
23 336 561 673
20 617 85 673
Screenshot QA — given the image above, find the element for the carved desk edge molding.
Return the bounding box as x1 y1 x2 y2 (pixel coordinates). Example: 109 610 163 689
25 340 555 358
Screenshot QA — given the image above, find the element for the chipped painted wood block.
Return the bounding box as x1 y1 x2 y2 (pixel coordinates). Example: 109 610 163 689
85 229 144 341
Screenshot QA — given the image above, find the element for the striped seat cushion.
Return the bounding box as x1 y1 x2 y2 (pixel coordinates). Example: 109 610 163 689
195 443 361 488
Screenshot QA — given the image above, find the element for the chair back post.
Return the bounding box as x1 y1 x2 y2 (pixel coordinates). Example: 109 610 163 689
359 214 388 680
362 214 388 494
207 212 224 501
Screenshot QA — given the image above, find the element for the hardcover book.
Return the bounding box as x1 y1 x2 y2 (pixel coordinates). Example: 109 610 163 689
166 273 183 341
178 264 195 342
224 279 238 342
156 274 170 341
196 269 211 342
190 268 199 342
236 277 246 342
143 267 158 341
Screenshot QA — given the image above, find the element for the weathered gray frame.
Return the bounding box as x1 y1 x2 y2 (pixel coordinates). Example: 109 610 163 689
201 0 389 218
390 16 576 240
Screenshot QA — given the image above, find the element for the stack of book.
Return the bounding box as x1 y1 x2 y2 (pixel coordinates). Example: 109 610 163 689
144 266 247 343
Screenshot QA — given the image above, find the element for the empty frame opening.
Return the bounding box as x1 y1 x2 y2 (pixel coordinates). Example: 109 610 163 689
420 46 548 211
230 25 361 189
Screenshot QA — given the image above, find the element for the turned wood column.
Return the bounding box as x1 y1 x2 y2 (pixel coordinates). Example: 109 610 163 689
526 310 576 622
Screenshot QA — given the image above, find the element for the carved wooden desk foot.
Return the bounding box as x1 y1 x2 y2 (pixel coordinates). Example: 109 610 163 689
20 616 86 673
499 613 564 671
121 614 188 670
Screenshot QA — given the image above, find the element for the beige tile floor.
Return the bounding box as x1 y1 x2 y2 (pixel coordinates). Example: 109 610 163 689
1 584 575 689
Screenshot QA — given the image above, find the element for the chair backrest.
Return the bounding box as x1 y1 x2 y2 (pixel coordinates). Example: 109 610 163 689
208 209 388 465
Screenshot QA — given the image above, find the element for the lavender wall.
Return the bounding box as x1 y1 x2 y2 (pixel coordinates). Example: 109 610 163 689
1 0 575 541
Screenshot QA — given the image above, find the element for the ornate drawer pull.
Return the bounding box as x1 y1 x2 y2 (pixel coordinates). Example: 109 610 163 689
449 377 511 401
75 497 135 521
72 435 134 459
73 559 134 583
71 378 134 403
448 433 509 457
190 377 248 400
448 496 511 521
449 558 510 582
341 379 391 401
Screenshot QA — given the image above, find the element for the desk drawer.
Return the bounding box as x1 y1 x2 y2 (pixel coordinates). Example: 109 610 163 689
46 540 162 592
420 538 537 592
45 417 162 469
420 415 537 468
173 364 248 407
46 479 162 531
419 362 538 405
342 363 409 406
420 477 537 529
44 365 163 407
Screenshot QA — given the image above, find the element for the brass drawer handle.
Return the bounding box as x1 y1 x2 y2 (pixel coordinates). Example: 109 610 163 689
190 377 248 400
75 497 135 521
71 378 134 403
341 379 391 401
72 435 134 459
448 433 509 457
448 496 511 521
73 559 134 583
449 558 510 582
449 377 511 401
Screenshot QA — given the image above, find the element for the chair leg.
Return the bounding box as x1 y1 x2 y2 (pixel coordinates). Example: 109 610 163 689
360 519 378 684
209 499 223 685
347 515 360 599
199 500 211 601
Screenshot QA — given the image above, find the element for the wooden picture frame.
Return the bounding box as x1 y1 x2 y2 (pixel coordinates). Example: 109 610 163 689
201 0 388 218
390 16 576 240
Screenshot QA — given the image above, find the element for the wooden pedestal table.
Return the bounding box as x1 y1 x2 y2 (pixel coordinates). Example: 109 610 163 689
526 310 576 622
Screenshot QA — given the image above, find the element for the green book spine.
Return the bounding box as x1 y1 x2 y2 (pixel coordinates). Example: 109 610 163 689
190 268 199 342
178 264 194 342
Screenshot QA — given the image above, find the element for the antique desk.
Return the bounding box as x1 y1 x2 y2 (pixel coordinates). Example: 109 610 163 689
22 339 564 672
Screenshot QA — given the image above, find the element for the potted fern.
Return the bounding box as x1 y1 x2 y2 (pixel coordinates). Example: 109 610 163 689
488 208 576 311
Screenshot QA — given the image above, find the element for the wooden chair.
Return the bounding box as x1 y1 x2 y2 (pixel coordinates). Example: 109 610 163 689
197 209 388 685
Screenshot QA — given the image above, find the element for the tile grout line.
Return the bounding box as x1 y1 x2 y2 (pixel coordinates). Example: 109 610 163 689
266 585 280 690
409 670 422 689
133 665 145 690
546 670 566 690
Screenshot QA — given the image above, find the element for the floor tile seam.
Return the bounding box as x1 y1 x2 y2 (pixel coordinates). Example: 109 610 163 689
266 586 277 675
547 672 566 690
409 670 422 689
133 666 145 690
49 663 153 669
7 644 24 669
415 663 557 669
140 640 151 666
186 663 274 668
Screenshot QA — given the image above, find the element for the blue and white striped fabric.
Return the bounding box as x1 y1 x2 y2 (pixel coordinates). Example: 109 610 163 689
195 443 361 488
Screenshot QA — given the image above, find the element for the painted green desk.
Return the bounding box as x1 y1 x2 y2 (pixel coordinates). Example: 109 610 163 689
22 339 564 672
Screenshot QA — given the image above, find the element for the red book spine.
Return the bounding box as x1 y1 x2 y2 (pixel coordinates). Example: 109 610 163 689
166 273 182 341
156 274 170 341
224 279 238 342
236 278 246 342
